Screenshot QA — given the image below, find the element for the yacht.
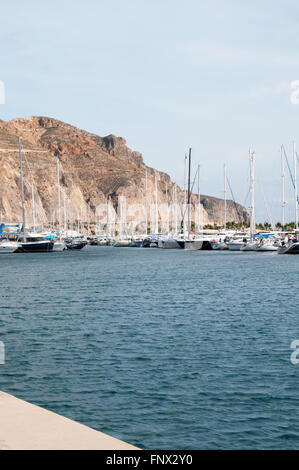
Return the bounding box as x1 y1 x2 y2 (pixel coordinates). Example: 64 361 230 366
254 238 279 252
15 233 54 253
227 238 245 251
240 240 257 251
65 237 87 250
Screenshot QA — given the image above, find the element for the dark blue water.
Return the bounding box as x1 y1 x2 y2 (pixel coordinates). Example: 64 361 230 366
0 247 299 449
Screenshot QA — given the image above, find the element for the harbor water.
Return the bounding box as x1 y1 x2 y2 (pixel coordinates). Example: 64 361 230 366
0 246 299 449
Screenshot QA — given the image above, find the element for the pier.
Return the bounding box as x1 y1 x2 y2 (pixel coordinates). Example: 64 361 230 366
0 391 138 450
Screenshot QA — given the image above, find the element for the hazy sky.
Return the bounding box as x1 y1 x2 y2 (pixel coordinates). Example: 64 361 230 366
1 0 299 222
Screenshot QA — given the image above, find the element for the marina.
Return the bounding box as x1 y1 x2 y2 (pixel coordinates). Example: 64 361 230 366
0 246 298 449
1 142 299 256
1 0 299 453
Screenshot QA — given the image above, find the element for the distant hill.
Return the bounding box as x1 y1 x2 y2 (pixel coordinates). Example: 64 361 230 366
0 116 249 229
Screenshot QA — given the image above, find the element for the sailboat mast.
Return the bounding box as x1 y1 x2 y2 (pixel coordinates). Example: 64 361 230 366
155 174 158 234
293 141 298 230
88 200 90 238
31 183 36 232
56 153 61 235
224 164 227 230
281 145 285 232
174 184 178 234
183 154 187 235
145 169 148 235
18 137 26 241
197 164 201 233
165 182 169 233
187 147 192 240
64 192 67 232
249 150 256 240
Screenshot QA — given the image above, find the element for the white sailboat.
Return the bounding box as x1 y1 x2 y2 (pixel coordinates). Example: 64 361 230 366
241 150 257 251
53 154 66 251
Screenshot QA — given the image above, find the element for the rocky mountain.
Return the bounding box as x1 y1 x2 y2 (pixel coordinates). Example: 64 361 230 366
0 116 248 232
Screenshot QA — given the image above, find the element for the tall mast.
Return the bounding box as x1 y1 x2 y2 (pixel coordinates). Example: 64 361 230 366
293 141 298 229
183 154 187 235
31 183 36 232
145 169 148 235
64 192 67 232
88 200 90 238
224 164 227 230
197 164 201 233
18 137 26 241
187 147 192 240
281 145 285 232
165 182 169 233
174 184 178 234
56 153 61 235
249 150 256 240
155 174 158 233
106 197 109 238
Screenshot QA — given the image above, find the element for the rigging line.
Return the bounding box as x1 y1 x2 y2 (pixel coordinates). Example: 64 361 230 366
23 152 48 225
226 176 242 223
181 167 199 227
243 187 250 208
282 145 295 189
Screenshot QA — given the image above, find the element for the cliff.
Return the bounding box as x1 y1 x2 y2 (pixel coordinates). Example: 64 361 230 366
0 116 248 231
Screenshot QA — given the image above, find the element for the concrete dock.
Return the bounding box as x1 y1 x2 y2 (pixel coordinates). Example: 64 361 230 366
0 391 138 450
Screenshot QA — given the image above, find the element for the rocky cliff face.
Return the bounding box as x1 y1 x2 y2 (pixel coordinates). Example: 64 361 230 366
0 116 248 232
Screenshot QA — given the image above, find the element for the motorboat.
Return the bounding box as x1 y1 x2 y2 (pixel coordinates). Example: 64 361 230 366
0 240 20 254
278 241 299 254
65 238 87 250
15 233 54 253
53 240 67 251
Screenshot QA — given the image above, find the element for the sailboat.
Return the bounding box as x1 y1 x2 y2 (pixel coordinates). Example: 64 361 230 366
15 138 54 253
241 150 257 251
53 153 66 251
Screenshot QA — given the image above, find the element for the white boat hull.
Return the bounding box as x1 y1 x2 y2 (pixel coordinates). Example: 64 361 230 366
227 242 243 251
212 242 228 250
53 241 67 252
255 244 279 252
240 242 257 251
0 242 19 253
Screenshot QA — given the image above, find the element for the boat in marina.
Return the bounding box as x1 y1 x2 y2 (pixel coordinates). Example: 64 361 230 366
129 236 143 247
14 233 54 253
255 239 279 252
65 238 87 250
0 240 20 254
227 238 245 251
278 240 299 254
53 240 67 251
113 237 131 247
240 239 257 251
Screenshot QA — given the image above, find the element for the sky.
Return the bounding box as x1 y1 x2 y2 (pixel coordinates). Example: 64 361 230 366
1 0 299 223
